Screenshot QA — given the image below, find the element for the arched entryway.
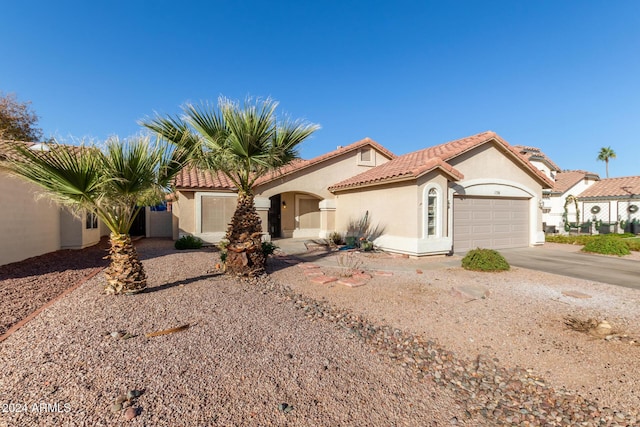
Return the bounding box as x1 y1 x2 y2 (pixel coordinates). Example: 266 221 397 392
267 191 323 238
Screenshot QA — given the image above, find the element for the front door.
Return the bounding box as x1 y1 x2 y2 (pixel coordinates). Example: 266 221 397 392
268 195 282 238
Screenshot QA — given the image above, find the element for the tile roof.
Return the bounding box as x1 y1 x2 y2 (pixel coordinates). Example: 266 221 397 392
173 167 238 190
173 137 396 190
551 170 599 194
514 145 561 171
329 131 554 191
578 176 640 198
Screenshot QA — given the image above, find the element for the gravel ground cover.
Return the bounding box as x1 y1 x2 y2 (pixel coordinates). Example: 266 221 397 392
0 239 108 337
1 239 639 426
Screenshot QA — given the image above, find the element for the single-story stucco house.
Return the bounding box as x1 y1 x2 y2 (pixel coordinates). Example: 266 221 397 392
172 131 554 256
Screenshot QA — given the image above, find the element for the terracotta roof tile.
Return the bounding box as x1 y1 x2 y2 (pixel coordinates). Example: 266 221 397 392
514 145 561 171
551 170 599 194
174 137 396 190
173 167 237 190
329 131 554 191
578 176 640 198
328 153 463 191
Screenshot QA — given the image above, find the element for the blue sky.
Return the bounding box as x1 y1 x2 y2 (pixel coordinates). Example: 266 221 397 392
1 1 638 178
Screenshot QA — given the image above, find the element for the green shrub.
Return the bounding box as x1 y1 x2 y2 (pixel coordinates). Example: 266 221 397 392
329 231 344 246
262 241 278 256
545 234 598 245
624 238 640 252
462 248 510 272
582 237 630 256
174 235 203 250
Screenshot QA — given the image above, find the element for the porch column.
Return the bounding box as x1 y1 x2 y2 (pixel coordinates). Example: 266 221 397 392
254 197 271 241
319 199 336 239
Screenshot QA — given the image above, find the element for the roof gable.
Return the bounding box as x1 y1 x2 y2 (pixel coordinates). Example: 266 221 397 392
173 137 396 190
329 131 554 192
254 137 395 187
552 170 599 194
514 145 561 171
578 176 640 198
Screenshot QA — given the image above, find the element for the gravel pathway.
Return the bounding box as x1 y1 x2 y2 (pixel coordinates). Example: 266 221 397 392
1 239 639 426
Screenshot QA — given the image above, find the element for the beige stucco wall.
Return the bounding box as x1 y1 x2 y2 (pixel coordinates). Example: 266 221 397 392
59 209 101 249
334 182 419 238
255 148 391 200
0 173 61 265
176 191 196 236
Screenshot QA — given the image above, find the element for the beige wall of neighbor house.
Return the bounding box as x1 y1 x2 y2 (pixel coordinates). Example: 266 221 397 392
0 173 61 265
60 209 102 249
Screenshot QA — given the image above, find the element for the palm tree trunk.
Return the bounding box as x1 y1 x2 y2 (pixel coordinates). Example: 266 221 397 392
224 192 265 276
104 233 147 295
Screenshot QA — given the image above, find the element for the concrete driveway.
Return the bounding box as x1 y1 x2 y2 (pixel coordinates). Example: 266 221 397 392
500 246 640 290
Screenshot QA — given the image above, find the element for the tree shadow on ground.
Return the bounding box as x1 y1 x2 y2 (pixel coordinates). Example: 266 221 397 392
142 273 223 294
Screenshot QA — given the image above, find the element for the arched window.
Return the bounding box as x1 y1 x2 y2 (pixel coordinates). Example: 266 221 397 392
426 187 438 237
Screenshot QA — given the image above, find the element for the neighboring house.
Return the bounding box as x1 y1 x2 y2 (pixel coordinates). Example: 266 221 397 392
515 145 600 232
0 140 173 266
550 170 599 231
174 131 553 256
0 140 108 265
576 176 640 233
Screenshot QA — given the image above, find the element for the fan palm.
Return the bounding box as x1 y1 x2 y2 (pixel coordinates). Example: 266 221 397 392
597 146 616 178
2 136 194 294
142 97 319 276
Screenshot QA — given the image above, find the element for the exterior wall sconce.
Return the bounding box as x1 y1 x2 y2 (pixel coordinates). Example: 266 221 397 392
282 201 287 209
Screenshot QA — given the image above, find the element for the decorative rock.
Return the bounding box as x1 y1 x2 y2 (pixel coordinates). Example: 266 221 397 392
416 269 423 274
304 270 325 276
374 270 393 276
595 321 612 336
111 403 122 413
124 407 138 420
338 278 366 288
115 395 127 405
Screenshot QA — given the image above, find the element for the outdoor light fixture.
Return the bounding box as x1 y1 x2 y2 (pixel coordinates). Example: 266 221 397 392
282 201 287 209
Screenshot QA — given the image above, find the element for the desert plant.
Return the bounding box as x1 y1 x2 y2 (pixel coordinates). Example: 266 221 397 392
582 236 630 256
143 97 319 277
2 136 193 295
174 235 203 250
461 248 510 272
261 241 278 256
346 211 385 246
329 231 344 246
336 252 363 277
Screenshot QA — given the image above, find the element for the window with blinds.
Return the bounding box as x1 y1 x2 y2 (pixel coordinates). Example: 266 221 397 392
201 196 237 233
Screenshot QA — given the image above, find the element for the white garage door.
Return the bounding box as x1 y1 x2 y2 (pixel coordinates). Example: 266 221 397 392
453 197 529 253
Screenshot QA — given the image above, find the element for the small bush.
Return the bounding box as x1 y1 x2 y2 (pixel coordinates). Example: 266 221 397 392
262 241 278 256
624 238 640 252
329 231 344 246
174 235 203 250
582 237 630 256
462 248 510 272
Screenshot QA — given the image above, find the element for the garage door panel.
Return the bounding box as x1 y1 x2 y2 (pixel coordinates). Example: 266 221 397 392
454 197 529 252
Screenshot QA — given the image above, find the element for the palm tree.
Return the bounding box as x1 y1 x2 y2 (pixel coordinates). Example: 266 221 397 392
2 136 193 294
597 146 616 178
142 97 319 276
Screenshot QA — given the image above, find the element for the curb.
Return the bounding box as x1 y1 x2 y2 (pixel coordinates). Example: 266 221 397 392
0 266 105 344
